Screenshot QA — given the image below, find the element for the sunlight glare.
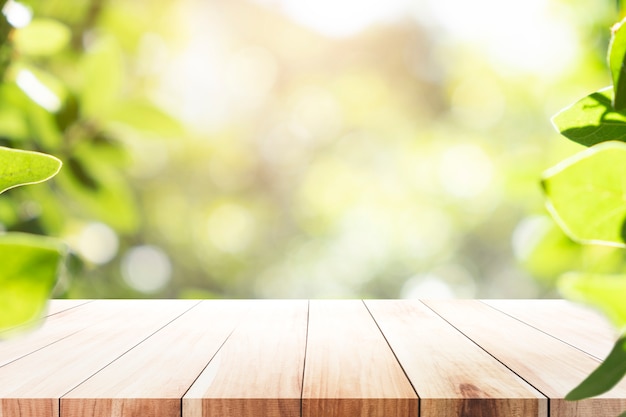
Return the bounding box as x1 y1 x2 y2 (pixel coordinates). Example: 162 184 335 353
424 0 579 75
438 144 494 198
279 0 410 37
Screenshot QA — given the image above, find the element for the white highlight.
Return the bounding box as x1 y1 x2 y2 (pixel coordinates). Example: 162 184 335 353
122 245 172 293
76 222 119 265
2 0 32 28
16 70 61 112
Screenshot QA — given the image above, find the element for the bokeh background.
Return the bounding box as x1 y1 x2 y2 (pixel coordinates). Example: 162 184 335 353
0 0 622 299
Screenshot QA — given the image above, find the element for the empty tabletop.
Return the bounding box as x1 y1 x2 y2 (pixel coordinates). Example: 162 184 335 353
0 299 624 417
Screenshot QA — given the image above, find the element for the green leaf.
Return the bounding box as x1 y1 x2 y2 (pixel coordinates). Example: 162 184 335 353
610 18 626 110
566 336 626 400
542 141 626 246
559 272 626 329
13 19 71 56
552 88 626 147
0 146 62 194
0 233 65 335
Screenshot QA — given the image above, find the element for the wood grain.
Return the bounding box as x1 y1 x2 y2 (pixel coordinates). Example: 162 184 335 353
0 300 135 368
183 300 308 417
302 300 417 417
365 300 546 417
424 299 626 417
62 300 250 417
483 299 617 360
0 300 197 417
0 399 58 417
46 300 92 316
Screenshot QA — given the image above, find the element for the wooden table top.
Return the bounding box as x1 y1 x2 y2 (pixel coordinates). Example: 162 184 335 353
0 299 625 417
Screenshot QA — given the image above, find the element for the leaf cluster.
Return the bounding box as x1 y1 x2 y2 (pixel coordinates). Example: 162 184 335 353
543 15 626 403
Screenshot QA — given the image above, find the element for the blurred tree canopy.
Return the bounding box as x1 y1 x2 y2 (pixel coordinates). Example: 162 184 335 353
0 0 619 299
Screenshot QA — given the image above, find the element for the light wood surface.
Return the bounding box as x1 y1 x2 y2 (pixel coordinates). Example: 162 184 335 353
46 300 92 316
63 300 250 417
424 299 626 417
0 300 197 417
0 299 624 417
183 300 308 417
365 300 546 417
483 299 617 360
302 300 417 417
0 301 106 368
0 300 92 340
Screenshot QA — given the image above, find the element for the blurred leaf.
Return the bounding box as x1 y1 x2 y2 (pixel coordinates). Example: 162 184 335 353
552 88 626 147
0 107 28 141
559 272 626 329
0 196 18 226
542 141 626 246
67 156 99 191
25 101 64 148
1 77 64 148
54 92 80 132
566 336 626 400
0 82 35 142
89 132 128 165
0 81 29 105
0 84 29 141
0 146 62 194
0 232 65 335
514 216 582 284
80 36 122 118
56 154 138 233
13 19 71 56
610 18 626 111
19 184 65 235
108 101 184 137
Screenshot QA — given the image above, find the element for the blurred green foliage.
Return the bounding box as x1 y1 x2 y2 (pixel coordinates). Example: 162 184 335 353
0 0 620 300
0 2 65 334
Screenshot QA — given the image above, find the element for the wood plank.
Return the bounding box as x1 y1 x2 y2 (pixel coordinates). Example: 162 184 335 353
483 299 618 360
424 300 626 417
46 300 92 316
61 300 250 417
183 300 308 417
365 300 546 417
302 300 417 417
0 301 132 368
0 300 197 417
